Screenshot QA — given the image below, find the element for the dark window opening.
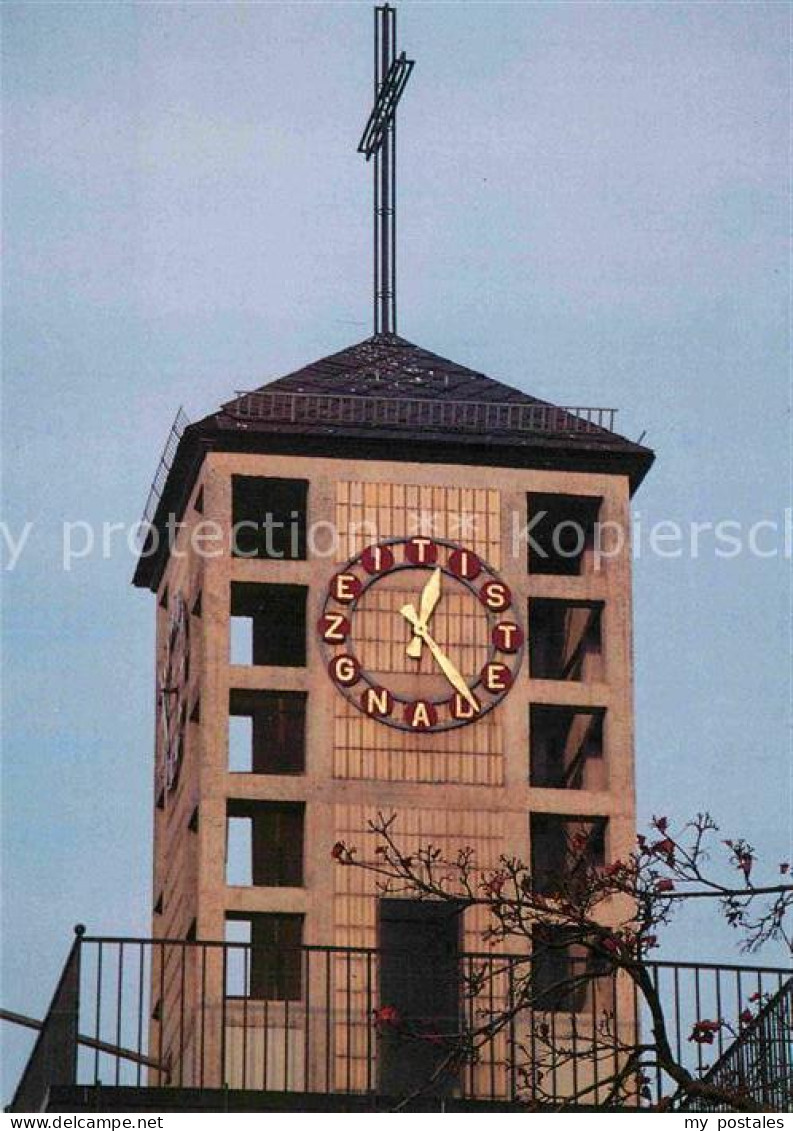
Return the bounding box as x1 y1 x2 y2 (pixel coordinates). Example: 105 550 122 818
232 476 308 560
194 486 204 514
158 585 169 610
152 999 162 1022
156 788 165 811
191 591 202 618
154 892 163 915
529 599 603 681
527 493 602 576
188 806 199 833
225 912 304 1001
229 689 307 774
230 582 307 667
185 919 197 942
531 813 607 901
189 697 200 724
532 924 592 1012
226 800 304 887
530 706 605 790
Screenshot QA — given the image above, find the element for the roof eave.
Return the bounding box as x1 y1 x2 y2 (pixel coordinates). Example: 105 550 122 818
132 421 654 593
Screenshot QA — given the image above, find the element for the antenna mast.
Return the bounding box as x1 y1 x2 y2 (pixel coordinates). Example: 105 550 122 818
357 5 414 336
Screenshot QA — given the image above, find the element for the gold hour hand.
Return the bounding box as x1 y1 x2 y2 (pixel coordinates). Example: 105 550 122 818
406 567 442 659
400 604 479 712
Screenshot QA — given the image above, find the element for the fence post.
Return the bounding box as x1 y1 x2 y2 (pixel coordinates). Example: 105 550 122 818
8 925 84 1112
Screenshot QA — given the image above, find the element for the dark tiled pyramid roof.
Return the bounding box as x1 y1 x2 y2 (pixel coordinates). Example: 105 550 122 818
238 334 543 405
211 333 641 448
133 333 653 590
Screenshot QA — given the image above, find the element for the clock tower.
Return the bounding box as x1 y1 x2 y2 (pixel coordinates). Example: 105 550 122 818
133 331 653 1095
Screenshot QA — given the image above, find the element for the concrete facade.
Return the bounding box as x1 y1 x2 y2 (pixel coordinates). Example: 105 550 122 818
148 445 638 1095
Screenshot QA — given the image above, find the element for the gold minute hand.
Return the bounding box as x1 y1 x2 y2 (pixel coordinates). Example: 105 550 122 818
400 604 480 712
406 567 442 660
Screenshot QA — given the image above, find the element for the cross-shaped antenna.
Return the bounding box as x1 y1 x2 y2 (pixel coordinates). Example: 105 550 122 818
357 5 414 337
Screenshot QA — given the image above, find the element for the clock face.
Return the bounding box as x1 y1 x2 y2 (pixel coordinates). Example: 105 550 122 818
158 592 190 792
318 537 524 732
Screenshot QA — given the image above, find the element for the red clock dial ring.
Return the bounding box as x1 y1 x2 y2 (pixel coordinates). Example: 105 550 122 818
492 621 524 654
319 537 524 733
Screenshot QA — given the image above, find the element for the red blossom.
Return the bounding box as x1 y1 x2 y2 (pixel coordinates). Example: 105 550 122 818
749 992 763 1003
331 841 347 862
655 878 675 893
374 846 388 857
604 860 626 878
653 837 675 857
689 1019 721 1044
484 872 506 897
373 1004 400 1027
739 1009 754 1025
653 816 669 834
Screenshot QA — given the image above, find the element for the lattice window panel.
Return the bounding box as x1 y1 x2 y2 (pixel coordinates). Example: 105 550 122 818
336 482 501 566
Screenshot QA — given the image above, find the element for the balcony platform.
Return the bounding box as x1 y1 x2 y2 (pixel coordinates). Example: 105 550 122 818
46 1086 543 1113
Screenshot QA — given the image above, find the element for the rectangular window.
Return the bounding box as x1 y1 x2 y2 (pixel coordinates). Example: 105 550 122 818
232 476 308 560
529 599 603 681
225 913 304 1001
530 706 605 789
229 616 252 665
226 800 305 887
228 714 253 772
230 583 307 667
229 689 306 774
530 813 607 899
527 493 602 576
531 924 591 1012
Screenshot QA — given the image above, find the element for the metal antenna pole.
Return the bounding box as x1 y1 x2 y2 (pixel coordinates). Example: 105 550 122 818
358 4 413 337
377 6 393 335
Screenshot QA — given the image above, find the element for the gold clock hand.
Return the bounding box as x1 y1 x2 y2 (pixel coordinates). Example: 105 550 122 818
406 567 442 659
400 604 480 712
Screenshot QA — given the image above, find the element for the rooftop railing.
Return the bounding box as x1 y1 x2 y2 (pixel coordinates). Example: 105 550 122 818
228 391 618 437
140 407 189 533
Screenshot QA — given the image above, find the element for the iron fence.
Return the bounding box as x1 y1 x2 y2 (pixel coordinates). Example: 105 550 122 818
140 407 189 533
9 933 791 1112
683 976 793 1112
227 391 617 437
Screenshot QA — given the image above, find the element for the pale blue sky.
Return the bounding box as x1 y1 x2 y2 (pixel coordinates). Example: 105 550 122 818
2 0 790 1096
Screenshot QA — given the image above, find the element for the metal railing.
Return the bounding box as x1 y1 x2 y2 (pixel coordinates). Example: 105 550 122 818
140 408 189 533
8 934 791 1112
227 391 617 437
683 976 793 1112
